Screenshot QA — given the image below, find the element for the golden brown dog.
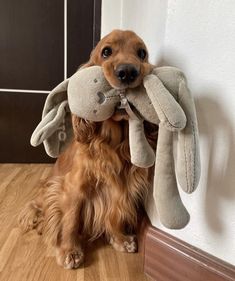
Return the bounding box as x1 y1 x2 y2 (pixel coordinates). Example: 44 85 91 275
18 30 158 269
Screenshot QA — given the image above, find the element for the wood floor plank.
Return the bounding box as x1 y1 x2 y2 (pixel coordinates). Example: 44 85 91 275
116 250 132 281
0 167 22 194
0 228 21 272
0 164 150 281
76 268 85 281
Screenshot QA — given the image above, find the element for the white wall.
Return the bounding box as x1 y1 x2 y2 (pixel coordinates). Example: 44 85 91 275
101 0 168 64
101 0 122 38
101 0 235 265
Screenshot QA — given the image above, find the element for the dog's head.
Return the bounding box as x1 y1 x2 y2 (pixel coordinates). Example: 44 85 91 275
84 30 152 89
73 30 153 141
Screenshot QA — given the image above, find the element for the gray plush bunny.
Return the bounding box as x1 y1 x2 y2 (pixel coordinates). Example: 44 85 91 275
31 66 200 229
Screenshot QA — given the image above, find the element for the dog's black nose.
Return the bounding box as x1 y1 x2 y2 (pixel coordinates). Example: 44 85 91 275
115 64 139 84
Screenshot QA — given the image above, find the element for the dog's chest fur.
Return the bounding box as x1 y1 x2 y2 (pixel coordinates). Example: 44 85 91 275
72 120 149 239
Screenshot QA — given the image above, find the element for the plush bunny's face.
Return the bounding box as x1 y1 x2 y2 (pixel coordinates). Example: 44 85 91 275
68 67 120 122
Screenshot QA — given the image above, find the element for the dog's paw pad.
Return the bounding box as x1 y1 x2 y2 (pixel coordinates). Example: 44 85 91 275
63 251 84 269
110 235 138 253
124 238 137 253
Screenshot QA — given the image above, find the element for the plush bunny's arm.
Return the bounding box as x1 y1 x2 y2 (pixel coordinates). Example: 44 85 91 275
118 92 155 168
129 119 155 168
144 74 187 131
154 124 190 229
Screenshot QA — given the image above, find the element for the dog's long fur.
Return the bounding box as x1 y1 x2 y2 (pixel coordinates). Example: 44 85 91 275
18 30 158 269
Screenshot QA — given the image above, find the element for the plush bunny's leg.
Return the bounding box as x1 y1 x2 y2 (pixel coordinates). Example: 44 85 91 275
154 124 190 229
176 81 201 193
129 118 155 168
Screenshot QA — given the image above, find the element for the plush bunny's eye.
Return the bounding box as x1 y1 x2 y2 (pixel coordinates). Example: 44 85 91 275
137 48 147 60
102 47 112 58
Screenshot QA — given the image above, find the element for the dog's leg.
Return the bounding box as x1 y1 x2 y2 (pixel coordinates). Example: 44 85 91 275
55 197 84 269
106 209 138 253
105 179 138 253
55 174 86 269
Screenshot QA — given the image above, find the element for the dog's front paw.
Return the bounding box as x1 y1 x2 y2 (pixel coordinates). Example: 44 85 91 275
110 235 138 253
123 236 138 253
64 251 84 269
18 201 43 233
56 248 84 269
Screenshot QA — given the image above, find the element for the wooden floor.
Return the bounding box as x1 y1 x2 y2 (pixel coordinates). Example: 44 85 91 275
0 164 150 281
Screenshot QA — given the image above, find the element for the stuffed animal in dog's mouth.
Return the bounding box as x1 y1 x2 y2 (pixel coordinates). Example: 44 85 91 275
31 65 200 230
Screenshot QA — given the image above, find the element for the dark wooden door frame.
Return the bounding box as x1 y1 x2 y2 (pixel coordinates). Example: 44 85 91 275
0 0 102 163
93 0 102 47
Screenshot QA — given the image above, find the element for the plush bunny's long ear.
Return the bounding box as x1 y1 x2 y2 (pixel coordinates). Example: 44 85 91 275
30 79 73 158
176 80 201 193
146 67 201 194
154 124 190 229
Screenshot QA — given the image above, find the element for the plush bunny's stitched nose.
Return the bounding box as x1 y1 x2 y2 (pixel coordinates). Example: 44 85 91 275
115 64 139 84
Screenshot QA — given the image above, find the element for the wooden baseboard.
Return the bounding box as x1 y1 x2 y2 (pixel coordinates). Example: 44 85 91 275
139 217 235 281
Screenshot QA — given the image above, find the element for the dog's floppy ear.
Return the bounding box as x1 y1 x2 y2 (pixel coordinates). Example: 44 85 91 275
30 78 73 158
79 60 94 69
79 48 96 69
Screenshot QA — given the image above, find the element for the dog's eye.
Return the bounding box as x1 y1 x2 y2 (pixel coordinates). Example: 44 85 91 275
137 48 147 60
102 47 112 58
